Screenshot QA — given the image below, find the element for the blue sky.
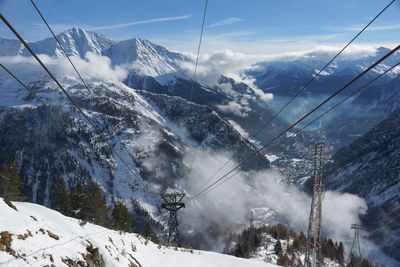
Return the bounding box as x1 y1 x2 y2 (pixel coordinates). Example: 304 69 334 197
0 0 399 54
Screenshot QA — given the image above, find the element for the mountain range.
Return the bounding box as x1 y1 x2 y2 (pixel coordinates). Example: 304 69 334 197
1 27 399 265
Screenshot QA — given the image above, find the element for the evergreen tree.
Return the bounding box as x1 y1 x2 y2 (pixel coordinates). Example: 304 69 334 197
88 184 108 226
143 222 159 243
0 158 24 202
292 231 307 250
272 228 278 239
71 182 90 221
277 253 290 266
275 239 282 255
111 201 133 232
322 238 336 260
337 241 344 263
56 181 72 216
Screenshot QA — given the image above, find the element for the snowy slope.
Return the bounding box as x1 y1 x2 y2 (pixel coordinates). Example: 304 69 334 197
0 62 271 250
104 38 188 84
30 28 115 58
0 37 23 57
0 28 186 84
0 198 278 267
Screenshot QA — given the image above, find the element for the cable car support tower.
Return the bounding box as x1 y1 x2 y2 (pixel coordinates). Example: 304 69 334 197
305 143 325 267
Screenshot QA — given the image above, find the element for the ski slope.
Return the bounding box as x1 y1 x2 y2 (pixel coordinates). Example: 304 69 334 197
0 198 278 267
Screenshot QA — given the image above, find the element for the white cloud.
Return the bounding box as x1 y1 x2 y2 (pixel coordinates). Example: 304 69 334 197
342 23 400 32
66 52 128 80
322 191 368 242
88 14 193 31
217 100 251 117
154 26 397 57
206 17 243 28
0 52 128 82
180 49 273 102
35 14 193 34
177 44 384 104
182 148 368 251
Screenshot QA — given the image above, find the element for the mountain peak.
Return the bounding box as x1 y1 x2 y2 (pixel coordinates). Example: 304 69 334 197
104 36 185 66
375 46 391 55
58 27 113 41
43 27 116 58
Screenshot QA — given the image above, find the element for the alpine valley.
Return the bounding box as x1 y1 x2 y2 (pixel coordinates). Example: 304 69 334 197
0 28 399 266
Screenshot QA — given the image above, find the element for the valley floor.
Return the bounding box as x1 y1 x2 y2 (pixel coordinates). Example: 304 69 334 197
0 198 278 267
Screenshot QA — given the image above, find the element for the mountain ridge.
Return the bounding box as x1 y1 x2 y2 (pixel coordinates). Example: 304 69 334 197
325 109 400 261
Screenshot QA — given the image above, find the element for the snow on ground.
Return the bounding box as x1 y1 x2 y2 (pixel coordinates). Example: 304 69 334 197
250 233 340 267
0 198 279 267
265 154 279 163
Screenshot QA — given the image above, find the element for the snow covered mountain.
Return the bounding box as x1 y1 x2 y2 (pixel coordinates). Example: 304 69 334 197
0 198 278 267
0 63 271 247
325 109 400 261
249 47 400 147
2 27 399 264
0 28 116 58
322 73 400 146
0 28 285 143
250 47 399 97
0 28 186 84
105 37 188 82
0 28 304 150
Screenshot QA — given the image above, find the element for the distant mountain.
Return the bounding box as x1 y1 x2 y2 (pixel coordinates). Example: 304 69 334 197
248 48 400 147
0 28 116 58
250 47 399 97
105 37 188 82
0 37 22 56
0 28 286 143
325 109 400 261
323 74 400 146
0 28 186 84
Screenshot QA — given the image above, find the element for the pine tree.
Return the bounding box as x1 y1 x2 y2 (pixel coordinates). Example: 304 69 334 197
143 222 159 243
293 231 307 250
0 158 24 202
337 241 344 263
71 183 90 221
88 184 108 226
56 181 72 216
272 228 278 239
111 201 133 232
275 239 282 255
277 253 290 266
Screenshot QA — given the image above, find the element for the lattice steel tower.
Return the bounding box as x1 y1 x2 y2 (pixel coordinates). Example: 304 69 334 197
348 224 365 267
161 193 185 245
305 143 325 267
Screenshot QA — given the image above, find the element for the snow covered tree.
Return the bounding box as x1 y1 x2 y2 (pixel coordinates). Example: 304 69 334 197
0 158 24 202
111 201 133 232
